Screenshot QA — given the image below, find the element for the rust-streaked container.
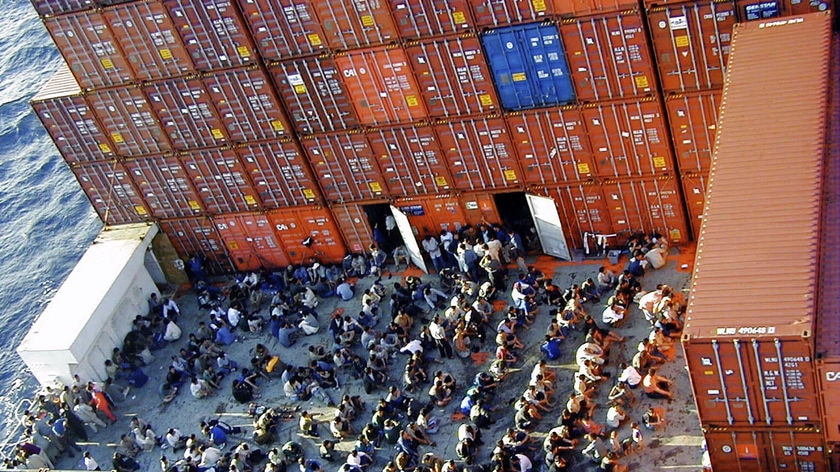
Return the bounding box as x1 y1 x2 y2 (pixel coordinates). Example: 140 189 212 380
300 132 389 203
103 0 195 81
203 66 292 142
542 181 612 250
163 0 257 72
267 207 347 264
180 147 260 214
552 0 637 17
388 0 475 40
124 155 204 218
214 212 290 271
236 140 322 208
405 35 499 118
582 98 675 178
71 161 150 226
87 85 172 157
334 47 428 126
601 176 687 243
817 362 840 443
269 56 360 134
734 0 832 21
366 124 454 196
31 0 96 17
679 171 707 240
560 11 656 102
647 1 736 93
468 0 555 27
158 217 234 274
665 90 721 173
506 106 597 185
236 0 328 61
330 202 375 254
703 429 828 472
460 191 502 226
313 0 399 50
45 11 135 90
393 194 467 236
434 115 522 191
143 76 229 150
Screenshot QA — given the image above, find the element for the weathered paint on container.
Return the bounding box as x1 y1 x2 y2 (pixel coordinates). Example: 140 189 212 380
506 106 597 185
560 10 656 102
330 202 375 254
601 176 687 243
124 155 204 218
214 212 290 271
71 161 150 226
164 0 257 72
158 217 234 274
583 98 674 178
388 0 475 40
468 0 555 27
703 429 828 472
143 76 229 150
45 11 135 90
367 124 454 196
31 0 95 18
300 132 389 202
267 207 347 264
103 0 195 81
314 0 399 50
434 116 523 191
665 90 720 173
334 47 428 126
551 0 637 18
648 2 735 93
480 22 575 111
734 0 831 21
236 0 327 61
817 361 840 443
394 194 467 237
269 56 360 134
679 171 707 240
405 35 499 118
87 85 172 157
180 147 260 214
459 191 502 227
203 66 292 142
237 140 321 209
542 181 612 249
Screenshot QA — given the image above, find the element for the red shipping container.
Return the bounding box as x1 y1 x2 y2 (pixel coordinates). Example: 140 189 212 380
214 213 290 271
164 0 257 72
330 203 375 254
818 361 840 442
158 217 234 274
267 207 347 264
680 171 707 240
666 90 721 173
45 11 135 90
560 11 656 102
601 176 688 243
733 0 831 21
236 140 321 208
236 0 328 61
551 0 637 17
366 124 454 196
300 132 388 202
71 161 150 226
334 47 428 126
460 191 502 227
203 67 292 142
582 98 675 178
180 147 260 214
394 194 467 237
269 56 360 134
405 36 500 118
103 0 195 81
541 181 612 250
388 0 475 40
143 77 229 150
703 430 828 472
87 86 172 157
435 116 523 191
468 0 555 27
124 155 204 218
314 0 399 50
506 106 597 185
31 0 96 17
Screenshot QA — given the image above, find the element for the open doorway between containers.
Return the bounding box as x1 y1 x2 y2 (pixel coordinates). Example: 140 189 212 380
492 192 572 261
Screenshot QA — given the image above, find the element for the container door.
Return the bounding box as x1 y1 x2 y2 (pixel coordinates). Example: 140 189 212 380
525 194 571 261
390 205 428 273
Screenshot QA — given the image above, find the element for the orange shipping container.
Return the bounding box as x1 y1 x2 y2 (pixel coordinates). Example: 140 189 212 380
551 0 637 17
87 86 172 157
367 124 454 196
734 0 832 21
143 76 229 150
314 0 399 50
71 161 150 226
236 0 328 61
703 429 828 472
388 0 475 40
468 0 555 27
601 176 687 243
267 207 347 265
541 181 613 250
159 217 234 274
330 203 375 254
393 194 467 238
214 213 290 271
124 155 204 219
459 191 501 227
679 171 707 240
300 132 389 203
236 141 322 208
666 90 721 173
180 147 260 215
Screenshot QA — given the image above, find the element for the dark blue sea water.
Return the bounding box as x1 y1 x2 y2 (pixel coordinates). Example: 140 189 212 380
0 0 102 442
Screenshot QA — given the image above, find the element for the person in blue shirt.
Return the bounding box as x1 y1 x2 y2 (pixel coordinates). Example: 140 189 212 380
627 252 647 277
541 335 562 360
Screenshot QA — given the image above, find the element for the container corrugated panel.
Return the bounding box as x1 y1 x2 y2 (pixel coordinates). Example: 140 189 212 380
236 140 321 208
300 132 388 202
735 0 832 21
180 147 260 214
214 213 290 271
468 0 555 27
334 47 429 126
703 430 828 472
388 0 475 40
680 171 707 240
684 13 831 341
367 124 454 196
71 161 150 225
267 207 347 264
163 0 257 72
103 0 195 81
665 90 720 173
648 1 736 94
203 66 292 142
481 23 575 111
582 98 675 178
124 155 203 218
460 191 502 226
551 0 637 18
817 361 840 443
506 107 597 185
87 86 172 157
158 217 234 274
314 0 399 50
546 181 613 249
45 11 135 90
435 116 523 191
560 11 656 102
602 176 688 243
269 56 360 134
236 0 328 61
143 77 229 150
405 36 500 118
31 0 95 17
394 194 467 236
330 203 374 253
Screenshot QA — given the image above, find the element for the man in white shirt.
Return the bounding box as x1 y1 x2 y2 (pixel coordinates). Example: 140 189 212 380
422 235 444 273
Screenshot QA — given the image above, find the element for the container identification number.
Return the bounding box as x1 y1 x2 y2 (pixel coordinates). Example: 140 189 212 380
715 326 776 335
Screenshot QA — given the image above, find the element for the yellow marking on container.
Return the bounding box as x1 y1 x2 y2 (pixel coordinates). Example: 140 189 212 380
532 0 546 11
244 195 256 205
303 188 316 199
675 35 690 48
577 163 590 174
211 129 224 139
237 46 251 57
452 11 466 23
271 120 285 132
634 75 649 88
361 15 374 26
405 95 419 107
369 182 382 192
134 206 147 215
653 156 666 168
189 200 201 210
435 176 448 186
479 94 494 106
111 133 124 144
308 34 323 46
99 143 112 153
669 228 681 241
228 241 239 250
294 84 308 94
159 48 173 60
503 170 517 181
512 72 527 82
100 58 114 69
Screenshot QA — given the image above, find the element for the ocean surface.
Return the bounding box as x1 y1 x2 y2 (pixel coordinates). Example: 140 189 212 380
0 0 102 443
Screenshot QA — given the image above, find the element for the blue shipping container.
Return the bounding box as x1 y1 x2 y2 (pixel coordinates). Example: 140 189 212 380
481 23 575 111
